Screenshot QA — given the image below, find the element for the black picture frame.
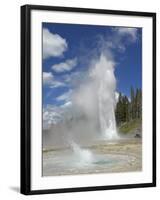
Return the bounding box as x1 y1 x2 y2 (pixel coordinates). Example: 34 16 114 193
21 4 156 195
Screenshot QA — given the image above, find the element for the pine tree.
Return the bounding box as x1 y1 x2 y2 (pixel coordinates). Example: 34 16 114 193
130 87 135 120
136 88 142 119
115 92 123 125
115 87 142 125
124 95 130 122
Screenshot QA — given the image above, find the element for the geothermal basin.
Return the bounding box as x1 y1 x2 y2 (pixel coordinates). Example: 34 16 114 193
43 138 142 176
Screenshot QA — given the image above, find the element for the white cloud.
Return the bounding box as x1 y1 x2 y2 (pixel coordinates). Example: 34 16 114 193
43 72 65 88
56 90 72 101
52 58 77 73
98 27 138 53
62 71 87 88
114 27 138 42
43 28 68 59
49 81 65 88
109 27 138 52
43 105 63 129
43 72 54 85
60 101 72 108
43 103 73 129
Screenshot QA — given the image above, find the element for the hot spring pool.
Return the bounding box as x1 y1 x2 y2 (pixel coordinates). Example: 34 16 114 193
43 143 140 176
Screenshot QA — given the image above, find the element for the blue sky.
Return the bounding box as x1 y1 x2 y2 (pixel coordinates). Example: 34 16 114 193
42 23 142 108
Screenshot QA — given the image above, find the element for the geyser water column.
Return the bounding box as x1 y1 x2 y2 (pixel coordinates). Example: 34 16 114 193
91 54 118 139
70 141 94 166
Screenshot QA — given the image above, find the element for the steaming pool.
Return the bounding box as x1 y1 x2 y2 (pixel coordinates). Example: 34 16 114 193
43 139 142 176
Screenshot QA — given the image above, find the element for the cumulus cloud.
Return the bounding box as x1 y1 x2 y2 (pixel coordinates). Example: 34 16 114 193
43 72 54 85
56 90 72 102
43 72 65 88
114 27 138 42
95 27 138 53
60 101 72 108
62 71 88 89
43 103 73 130
110 27 138 52
43 105 65 129
43 28 68 59
52 58 77 73
50 81 66 88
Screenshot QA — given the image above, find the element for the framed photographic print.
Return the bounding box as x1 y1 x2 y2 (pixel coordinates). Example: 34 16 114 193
21 4 156 195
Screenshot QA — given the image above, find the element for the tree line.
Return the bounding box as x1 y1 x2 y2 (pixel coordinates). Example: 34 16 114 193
115 87 142 125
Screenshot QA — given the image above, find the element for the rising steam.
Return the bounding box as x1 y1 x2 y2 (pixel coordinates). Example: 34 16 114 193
43 53 118 149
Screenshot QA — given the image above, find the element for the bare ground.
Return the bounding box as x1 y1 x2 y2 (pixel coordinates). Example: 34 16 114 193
43 138 142 176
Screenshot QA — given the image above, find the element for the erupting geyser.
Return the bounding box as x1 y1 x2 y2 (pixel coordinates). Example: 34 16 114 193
69 54 118 166
70 141 94 166
43 54 121 174
43 53 119 153
90 54 118 140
